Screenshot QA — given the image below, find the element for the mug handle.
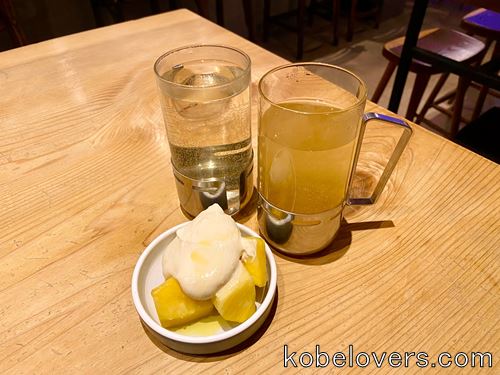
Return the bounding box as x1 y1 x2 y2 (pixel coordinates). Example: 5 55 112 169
347 112 412 206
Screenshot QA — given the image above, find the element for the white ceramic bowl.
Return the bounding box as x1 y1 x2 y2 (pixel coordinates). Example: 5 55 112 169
131 222 277 354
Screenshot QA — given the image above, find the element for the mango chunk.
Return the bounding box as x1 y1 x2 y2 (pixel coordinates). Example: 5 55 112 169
151 278 213 328
242 237 268 287
212 262 255 323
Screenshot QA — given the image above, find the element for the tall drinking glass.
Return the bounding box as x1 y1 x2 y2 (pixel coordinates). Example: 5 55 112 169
258 63 412 255
154 45 253 217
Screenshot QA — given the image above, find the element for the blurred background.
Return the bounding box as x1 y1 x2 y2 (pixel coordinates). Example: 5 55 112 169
1 0 498 161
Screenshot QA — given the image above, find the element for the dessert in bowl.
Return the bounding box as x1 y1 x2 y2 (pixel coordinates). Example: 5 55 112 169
131 205 277 354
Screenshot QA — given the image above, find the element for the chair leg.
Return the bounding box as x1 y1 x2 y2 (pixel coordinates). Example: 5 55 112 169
371 62 396 104
242 0 254 41
375 0 384 28
470 40 499 120
471 85 489 121
308 0 317 27
480 38 493 63
3 12 26 46
150 0 160 13
332 0 339 45
113 1 124 23
216 0 224 26
297 0 306 60
195 0 210 19
415 73 449 124
450 77 470 138
405 73 431 122
347 0 357 42
493 39 500 60
91 0 105 26
263 0 270 42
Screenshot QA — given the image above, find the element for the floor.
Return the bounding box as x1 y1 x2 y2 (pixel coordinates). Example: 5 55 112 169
259 0 499 137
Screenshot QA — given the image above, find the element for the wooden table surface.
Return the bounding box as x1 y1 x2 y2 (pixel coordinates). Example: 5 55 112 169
1 9 498 374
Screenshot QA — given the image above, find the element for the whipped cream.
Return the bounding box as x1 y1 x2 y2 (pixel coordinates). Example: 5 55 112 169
162 204 244 300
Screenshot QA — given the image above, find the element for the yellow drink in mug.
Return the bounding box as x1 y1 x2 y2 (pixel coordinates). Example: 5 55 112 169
257 63 412 255
259 100 360 214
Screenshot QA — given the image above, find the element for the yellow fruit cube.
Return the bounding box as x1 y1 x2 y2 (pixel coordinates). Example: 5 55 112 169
212 262 256 323
242 237 268 287
151 278 213 328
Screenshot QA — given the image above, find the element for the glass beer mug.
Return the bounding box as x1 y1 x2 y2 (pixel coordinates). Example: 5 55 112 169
257 63 412 255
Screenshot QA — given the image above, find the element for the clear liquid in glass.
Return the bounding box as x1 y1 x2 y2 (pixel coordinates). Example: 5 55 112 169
159 59 252 212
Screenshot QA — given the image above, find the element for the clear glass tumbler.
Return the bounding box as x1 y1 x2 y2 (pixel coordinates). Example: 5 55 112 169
154 45 253 217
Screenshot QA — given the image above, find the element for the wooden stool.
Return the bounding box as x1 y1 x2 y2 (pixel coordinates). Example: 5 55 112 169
460 8 500 121
372 28 485 137
461 8 500 47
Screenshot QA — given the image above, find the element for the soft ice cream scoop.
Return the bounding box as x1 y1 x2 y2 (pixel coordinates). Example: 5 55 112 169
162 204 242 300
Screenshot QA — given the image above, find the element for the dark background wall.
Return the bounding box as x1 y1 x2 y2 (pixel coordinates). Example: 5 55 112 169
1 0 405 50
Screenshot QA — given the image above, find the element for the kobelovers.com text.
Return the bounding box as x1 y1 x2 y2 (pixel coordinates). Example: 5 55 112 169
283 345 493 369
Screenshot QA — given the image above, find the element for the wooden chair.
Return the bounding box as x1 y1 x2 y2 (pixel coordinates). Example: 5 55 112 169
196 0 254 42
460 8 500 121
91 0 121 25
461 7 500 48
346 0 384 42
91 1 255 42
264 0 383 60
0 0 26 47
372 28 485 138
455 106 500 163
264 0 308 59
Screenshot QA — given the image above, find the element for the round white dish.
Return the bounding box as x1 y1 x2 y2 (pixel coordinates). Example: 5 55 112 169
131 222 277 355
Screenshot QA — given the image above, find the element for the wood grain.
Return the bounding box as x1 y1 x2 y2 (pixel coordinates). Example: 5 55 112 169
0 9 499 374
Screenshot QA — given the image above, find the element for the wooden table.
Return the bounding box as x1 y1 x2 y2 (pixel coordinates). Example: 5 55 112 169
1 9 498 374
